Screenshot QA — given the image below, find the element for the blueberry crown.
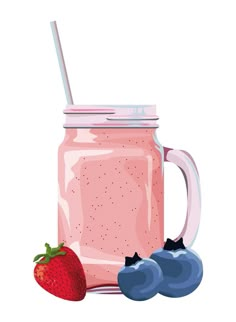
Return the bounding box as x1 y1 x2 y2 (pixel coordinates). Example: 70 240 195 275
163 238 186 251
125 252 142 266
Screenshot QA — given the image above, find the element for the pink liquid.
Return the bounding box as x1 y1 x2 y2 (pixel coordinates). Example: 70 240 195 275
58 128 164 289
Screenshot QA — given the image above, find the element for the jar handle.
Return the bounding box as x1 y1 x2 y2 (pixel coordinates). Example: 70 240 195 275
164 147 201 247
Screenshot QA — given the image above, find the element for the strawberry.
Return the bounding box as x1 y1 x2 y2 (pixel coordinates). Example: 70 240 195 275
33 243 86 301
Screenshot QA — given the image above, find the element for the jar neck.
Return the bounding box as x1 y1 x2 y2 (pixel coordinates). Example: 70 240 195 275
64 128 158 144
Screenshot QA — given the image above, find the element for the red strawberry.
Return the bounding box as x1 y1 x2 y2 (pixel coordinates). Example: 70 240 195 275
33 243 86 301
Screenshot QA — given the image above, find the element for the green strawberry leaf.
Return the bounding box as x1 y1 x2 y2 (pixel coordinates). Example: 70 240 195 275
33 253 46 262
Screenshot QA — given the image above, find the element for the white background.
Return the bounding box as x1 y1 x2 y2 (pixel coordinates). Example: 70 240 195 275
0 0 235 320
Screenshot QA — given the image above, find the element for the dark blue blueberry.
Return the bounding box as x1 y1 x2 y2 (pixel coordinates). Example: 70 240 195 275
118 252 163 301
150 239 203 298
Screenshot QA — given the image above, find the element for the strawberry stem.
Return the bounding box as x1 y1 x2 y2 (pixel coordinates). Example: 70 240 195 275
33 243 66 264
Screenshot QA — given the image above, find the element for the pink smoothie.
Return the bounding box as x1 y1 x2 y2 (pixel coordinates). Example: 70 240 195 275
58 128 164 289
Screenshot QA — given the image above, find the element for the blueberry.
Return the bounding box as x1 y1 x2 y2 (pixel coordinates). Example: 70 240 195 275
118 252 163 301
150 238 203 298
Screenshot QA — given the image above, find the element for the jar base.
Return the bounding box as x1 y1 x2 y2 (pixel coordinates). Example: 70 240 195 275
86 285 121 294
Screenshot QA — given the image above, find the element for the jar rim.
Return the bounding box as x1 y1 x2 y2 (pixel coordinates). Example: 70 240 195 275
64 104 156 114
